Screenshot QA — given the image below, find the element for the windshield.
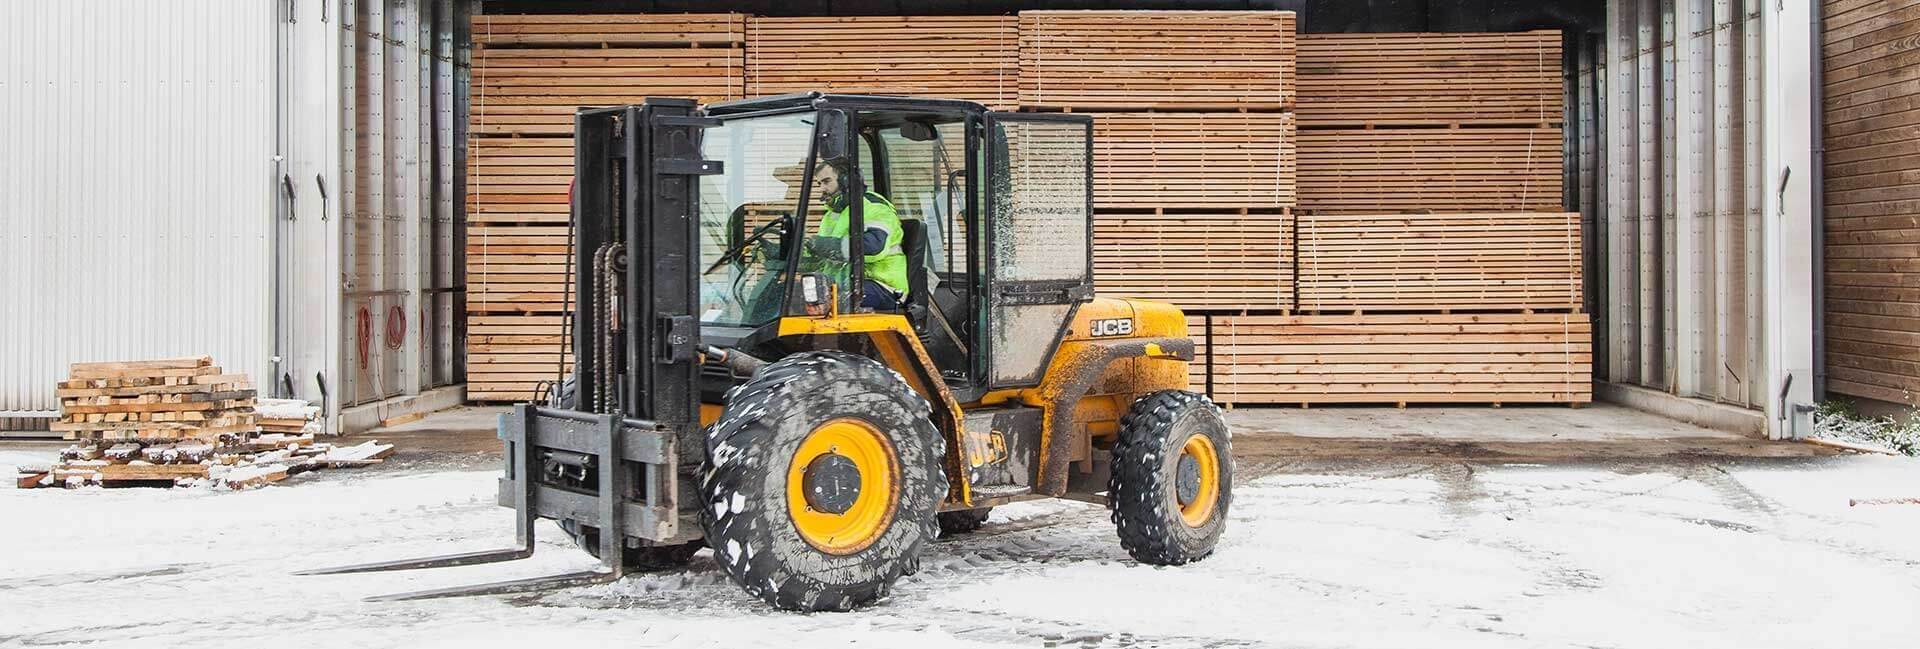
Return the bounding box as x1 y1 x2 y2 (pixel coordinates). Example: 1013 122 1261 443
696 112 815 327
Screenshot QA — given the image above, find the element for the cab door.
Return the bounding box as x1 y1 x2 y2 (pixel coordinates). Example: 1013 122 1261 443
978 113 1095 389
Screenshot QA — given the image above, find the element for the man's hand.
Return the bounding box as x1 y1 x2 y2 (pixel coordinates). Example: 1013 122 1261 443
805 236 847 262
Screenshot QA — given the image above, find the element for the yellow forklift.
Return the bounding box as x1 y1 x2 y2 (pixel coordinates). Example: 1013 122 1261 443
304 93 1233 612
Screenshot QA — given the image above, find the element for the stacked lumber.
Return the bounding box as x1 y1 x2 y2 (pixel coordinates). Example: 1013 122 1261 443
1095 211 1293 309
15 438 396 490
1821 0 1920 407
1295 128 1563 214
1192 313 1592 405
1297 31 1563 127
471 14 746 136
746 16 1019 108
468 15 747 400
469 314 573 403
52 357 257 441
1019 11 1296 110
1296 212 1582 311
1092 112 1296 209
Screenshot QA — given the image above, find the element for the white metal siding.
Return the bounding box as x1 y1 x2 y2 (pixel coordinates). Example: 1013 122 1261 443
0 1 276 420
1590 0 1819 437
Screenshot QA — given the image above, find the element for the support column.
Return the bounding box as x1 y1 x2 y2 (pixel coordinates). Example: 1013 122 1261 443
1759 0 1816 439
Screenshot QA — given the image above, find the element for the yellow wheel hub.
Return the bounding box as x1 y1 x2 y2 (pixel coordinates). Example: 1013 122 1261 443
1176 433 1221 527
787 418 899 554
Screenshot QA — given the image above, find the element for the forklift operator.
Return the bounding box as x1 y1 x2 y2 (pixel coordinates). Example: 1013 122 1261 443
804 162 908 310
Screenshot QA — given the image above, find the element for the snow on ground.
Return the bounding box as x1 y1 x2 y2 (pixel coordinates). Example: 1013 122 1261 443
3 455 1918 648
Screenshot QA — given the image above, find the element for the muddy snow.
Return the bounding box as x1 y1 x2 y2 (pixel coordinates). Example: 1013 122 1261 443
4 455 1918 648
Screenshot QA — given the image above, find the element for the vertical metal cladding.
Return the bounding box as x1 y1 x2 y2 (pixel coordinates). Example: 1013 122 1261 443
1591 0 1768 409
0 1 276 424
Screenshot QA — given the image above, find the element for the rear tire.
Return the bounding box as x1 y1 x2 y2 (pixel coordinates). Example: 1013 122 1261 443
701 351 947 612
1109 390 1232 565
936 508 992 537
558 520 703 571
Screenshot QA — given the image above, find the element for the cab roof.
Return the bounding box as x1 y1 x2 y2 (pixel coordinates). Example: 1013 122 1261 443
703 92 991 117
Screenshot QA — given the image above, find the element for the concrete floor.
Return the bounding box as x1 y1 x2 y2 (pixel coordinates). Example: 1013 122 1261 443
338 402 1831 469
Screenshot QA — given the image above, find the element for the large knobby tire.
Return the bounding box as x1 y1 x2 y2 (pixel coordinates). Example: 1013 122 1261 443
936 508 992 537
701 351 947 612
1109 390 1233 565
557 520 704 571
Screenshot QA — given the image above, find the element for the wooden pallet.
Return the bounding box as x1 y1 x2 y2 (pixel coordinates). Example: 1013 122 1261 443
1191 313 1593 405
1297 212 1582 311
1820 0 1920 407
471 14 746 137
1095 211 1293 310
1092 112 1296 209
746 16 1019 108
1296 128 1563 214
1298 31 1563 127
1018 10 1296 110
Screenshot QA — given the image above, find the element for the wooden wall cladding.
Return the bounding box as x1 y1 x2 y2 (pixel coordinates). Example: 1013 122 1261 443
471 14 746 136
1018 11 1296 110
1191 313 1593 405
1296 128 1563 214
1821 0 1920 406
746 16 1019 108
1095 211 1293 310
1296 212 1582 311
1297 30 1564 127
1092 112 1296 209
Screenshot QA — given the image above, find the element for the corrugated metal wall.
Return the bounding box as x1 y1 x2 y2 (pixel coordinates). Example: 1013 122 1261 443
1586 0 1769 409
339 0 464 408
0 1 277 428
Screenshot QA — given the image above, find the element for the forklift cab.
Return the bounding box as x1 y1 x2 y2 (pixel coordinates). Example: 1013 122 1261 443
693 93 1095 401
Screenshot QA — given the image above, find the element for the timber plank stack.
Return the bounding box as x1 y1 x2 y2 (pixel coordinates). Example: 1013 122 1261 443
747 16 1019 108
1096 211 1292 309
1092 112 1296 209
468 14 745 402
1240 30 1586 406
52 357 258 441
1018 10 1297 311
1192 314 1592 406
1821 0 1920 407
1296 212 1582 311
471 14 746 136
1297 31 1562 127
1294 128 1563 213
1019 11 1296 110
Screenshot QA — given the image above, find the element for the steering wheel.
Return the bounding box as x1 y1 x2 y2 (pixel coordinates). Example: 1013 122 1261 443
705 216 788 275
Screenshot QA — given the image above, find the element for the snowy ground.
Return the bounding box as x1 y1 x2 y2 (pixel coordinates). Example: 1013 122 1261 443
4 452 1919 648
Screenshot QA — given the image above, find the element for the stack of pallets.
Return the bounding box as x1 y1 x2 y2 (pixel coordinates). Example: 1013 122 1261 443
1021 10 1298 310
746 16 1019 108
51 357 258 441
466 14 746 401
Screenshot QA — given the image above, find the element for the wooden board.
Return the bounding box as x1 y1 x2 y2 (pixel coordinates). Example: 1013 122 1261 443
468 315 573 402
1298 31 1563 127
1095 211 1292 309
471 14 746 136
1019 11 1296 110
1092 113 1295 209
1296 128 1563 214
1190 313 1593 405
1821 0 1920 407
746 16 1019 108
1297 212 1582 311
